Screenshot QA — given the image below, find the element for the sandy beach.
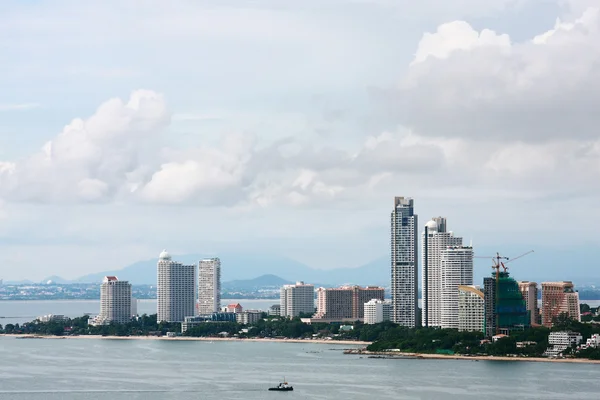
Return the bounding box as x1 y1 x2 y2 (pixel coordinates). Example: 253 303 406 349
0 334 369 346
344 349 600 364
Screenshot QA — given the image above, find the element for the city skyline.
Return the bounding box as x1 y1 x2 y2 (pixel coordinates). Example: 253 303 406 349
1 1 600 281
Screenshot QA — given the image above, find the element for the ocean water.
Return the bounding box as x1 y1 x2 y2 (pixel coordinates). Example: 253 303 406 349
2 299 600 326
0 299 279 325
0 337 598 399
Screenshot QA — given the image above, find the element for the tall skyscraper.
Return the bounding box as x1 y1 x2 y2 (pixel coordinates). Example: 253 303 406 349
198 258 221 314
98 276 132 324
280 281 315 318
518 281 539 326
483 276 496 337
421 217 462 327
440 246 474 329
541 281 581 327
157 250 195 323
390 196 418 327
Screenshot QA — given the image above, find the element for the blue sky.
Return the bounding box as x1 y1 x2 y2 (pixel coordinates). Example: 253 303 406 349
1 0 599 281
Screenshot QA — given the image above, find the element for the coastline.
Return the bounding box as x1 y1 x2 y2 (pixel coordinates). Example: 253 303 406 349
344 349 600 364
0 334 369 346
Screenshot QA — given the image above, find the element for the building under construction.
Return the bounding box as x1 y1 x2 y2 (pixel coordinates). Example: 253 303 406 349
484 271 531 336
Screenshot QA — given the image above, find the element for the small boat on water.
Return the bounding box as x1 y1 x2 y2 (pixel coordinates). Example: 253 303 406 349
268 379 293 391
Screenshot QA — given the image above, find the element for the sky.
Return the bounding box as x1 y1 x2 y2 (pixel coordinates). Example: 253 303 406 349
1 0 599 281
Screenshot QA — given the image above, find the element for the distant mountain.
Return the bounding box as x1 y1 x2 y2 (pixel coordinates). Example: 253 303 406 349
41 275 72 284
223 274 292 291
75 252 390 286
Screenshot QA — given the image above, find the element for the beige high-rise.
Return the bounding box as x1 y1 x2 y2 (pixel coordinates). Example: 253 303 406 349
541 281 581 327
98 276 132 324
198 258 221 314
518 281 539 326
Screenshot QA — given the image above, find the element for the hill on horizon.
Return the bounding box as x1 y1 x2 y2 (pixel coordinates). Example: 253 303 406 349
70 252 390 286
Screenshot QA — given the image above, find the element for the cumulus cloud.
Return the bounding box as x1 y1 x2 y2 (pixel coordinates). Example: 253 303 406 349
0 90 169 203
401 6 600 142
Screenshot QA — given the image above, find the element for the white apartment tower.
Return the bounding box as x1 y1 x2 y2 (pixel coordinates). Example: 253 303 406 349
391 197 418 327
458 285 485 332
422 217 462 327
98 276 132 324
280 282 315 318
440 246 474 329
157 250 195 323
198 258 221 314
364 299 392 325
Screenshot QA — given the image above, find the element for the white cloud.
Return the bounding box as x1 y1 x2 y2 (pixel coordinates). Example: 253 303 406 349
402 6 600 142
0 90 169 203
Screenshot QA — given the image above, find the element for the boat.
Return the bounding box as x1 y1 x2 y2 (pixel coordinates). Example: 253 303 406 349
268 379 293 391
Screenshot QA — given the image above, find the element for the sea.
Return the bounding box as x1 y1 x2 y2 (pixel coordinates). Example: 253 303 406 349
2 299 600 326
0 299 278 326
0 337 599 399
0 300 599 399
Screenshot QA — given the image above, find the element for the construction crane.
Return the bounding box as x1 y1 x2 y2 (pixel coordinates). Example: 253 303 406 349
474 250 534 335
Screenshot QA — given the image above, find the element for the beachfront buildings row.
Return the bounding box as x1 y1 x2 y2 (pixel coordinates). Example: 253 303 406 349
392 196 581 335
279 282 389 323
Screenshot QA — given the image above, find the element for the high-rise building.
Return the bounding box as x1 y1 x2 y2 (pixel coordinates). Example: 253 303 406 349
364 299 392 324
157 250 195 323
280 282 315 318
198 258 221 314
422 217 463 327
391 196 418 327
458 285 484 332
518 281 539 326
495 271 530 335
314 286 385 320
541 282 581 327
98 276 132 324
483 277 496 337
440 246 474 329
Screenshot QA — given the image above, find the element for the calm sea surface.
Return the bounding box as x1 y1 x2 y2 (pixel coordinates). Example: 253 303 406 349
2 299 600 326
0 299 279 325
0 337 598 399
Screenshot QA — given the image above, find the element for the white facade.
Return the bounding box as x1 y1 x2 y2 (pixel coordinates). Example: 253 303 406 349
364 299 392 324
98 276 132 324
280 282 315 318
391 197 418 327
157 250 195 323
198 258 221 314
458 285 484 332
440 246 474 329
545 331 583 356
421 217 462 327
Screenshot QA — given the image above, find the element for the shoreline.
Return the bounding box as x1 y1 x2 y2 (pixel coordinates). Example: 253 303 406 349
0 334 369 346
344 349 600 364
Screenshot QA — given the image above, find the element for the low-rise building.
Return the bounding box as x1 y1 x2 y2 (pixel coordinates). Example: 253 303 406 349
544 331 583 357
364 299 392 324
226 303 243 313
269 304 281 316
236 310 262 325
181 313 236 333
457 285 484 333
38 314 68 323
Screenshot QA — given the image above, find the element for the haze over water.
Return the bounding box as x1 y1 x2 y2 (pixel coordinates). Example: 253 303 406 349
0 337 598 400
